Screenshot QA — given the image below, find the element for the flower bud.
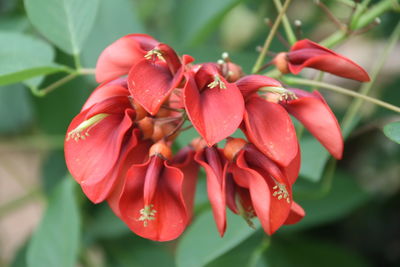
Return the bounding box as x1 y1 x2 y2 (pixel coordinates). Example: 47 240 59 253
191 137 208 151
149 140 172 160
223 138 247 161
132 100 148 121
137 117 154 139
225 62 243 83
274 52 289 74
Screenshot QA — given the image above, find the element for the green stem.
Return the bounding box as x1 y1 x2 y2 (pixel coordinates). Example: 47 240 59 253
252 0 293 73
0 188 44 218
36 73 78 96
341 21 400 136
355 0 396 29
247 237 271 267
282 76 400 114
272 0 297 44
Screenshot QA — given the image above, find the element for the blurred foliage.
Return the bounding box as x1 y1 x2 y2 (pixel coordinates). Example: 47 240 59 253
0 0 399 266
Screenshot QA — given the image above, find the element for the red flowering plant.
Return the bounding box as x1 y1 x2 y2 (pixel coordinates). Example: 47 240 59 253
6 1 400 266
63 28 373 241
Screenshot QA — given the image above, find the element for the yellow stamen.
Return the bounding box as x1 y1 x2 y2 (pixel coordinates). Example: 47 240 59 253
272 182 290 203
138 204 157 227
66 113 109 142
144 49 165 61
207 75 227 89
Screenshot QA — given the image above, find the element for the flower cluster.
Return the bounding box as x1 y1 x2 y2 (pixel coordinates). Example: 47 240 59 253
65 34 369 241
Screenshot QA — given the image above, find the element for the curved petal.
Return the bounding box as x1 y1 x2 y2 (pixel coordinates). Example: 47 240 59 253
82 78 129 111
289 39 370 82
128 59 184 115
284 201 305 225
235 151 291 234
119 158 187 241
85 96 132 119
195 147 227 236
243 96 298 166
65 109 134 202
236 75 282 99
172 146 199 222
281 143 301 185
283 90 343 159
107 132 152 217
184 75 245 146
95 34 159 82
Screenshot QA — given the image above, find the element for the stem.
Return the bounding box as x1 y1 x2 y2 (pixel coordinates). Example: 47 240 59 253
247 237 271 267
252 0 293 73
272 0 297 44
0 188 44 218
341 21 400 136
73 53 82 70
35 73 78 96
79 68 96 75
282 77 400 114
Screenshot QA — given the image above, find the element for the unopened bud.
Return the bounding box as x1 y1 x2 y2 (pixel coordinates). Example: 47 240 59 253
224 138 247 161
149 140 172 160
132 101 147 121
155 107 171 118
225 62 243 82
137 117 154 139
191 137 208 151
274 52 290 74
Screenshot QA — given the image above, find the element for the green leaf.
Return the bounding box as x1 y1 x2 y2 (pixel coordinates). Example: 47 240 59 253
0 65 73 87
0 32 55 87
0 84 34 134
285 172 370 231
265 236 370 267
177 0 244 46
82 0 144 67
176 210 259 267
24 0 99 55
27 177 80 267
299 136 330 182
383 121 400 144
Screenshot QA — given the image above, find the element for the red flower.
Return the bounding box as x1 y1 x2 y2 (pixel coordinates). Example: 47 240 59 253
96 34 159 82
184 63 245 146
64 79 152 203
128 45 193 115
236 75 343 161
194 144 228 236
118 141 197 241
274 39 370 82
224 139 304 235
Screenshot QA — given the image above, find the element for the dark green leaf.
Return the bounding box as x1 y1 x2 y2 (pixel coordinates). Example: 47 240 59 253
0 32 55 87
177 0 244 46
265 236 370 267
27 177 80 267
383 121 400 144
176 210 259 267
24 0 99 55
41 151 68 195
0 84 33 134
285 172 370 231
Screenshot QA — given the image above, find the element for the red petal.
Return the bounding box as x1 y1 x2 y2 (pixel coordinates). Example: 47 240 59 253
195 147 227 236
119 159 188 241
236 75 282 99
82 78 129 111
283 90 344 159
284 201 305 225
128 59 183 115
243 96 298 166
95 34 159 82
171 147 199 222
229 154 273 234
85 96 131 119
281 143 301 185
65 110 134 202
235 151 292 234
289 39 370 82
107 133 152 217
184 75 245 146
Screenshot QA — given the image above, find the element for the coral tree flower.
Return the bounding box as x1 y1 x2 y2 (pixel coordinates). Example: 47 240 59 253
118 141 198 241
224 138 304 235
236 75 343 162
65 78 152 204
184 63 245 146
274 39 370 82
